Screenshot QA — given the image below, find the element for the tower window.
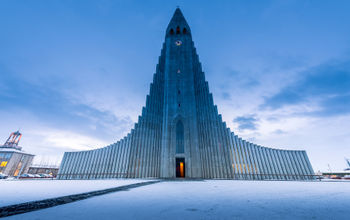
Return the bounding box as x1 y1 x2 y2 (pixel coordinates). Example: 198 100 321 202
178 90 181 94
183 28 187 34
176 120 184 153
178 103 181 107
176 26 180 34
169 29 174 35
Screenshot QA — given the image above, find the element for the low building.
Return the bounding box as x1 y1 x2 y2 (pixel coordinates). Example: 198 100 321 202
0 131 35 177
28 165 59 177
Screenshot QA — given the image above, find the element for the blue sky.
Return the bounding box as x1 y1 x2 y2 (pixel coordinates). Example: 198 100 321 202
1 0 349 171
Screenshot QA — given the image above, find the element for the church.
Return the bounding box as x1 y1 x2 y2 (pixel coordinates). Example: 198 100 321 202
57 9 315 180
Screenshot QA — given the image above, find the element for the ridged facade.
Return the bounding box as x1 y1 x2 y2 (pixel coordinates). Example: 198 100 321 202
57 9 315 180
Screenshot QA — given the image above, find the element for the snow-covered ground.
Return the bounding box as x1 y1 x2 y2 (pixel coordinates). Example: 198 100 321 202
0 179 150 207
2 180 350 220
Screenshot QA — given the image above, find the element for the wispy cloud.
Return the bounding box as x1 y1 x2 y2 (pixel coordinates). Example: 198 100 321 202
28 128 109 152
233 114 259 131
261 60 350 117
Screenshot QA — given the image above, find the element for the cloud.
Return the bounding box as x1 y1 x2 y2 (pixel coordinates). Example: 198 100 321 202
261 60 350 117
221 92 231 100
233 114 259 131
273 129 286 135
73 107 134 139
28 128 109 152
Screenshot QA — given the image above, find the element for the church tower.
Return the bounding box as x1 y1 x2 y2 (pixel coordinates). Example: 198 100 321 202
160 8 202 178
58 8 315 180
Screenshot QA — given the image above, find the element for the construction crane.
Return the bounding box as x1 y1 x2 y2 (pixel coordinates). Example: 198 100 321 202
3 130 22 150
345 158 350 171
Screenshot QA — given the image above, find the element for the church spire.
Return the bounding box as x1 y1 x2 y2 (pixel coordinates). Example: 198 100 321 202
166 8 191 37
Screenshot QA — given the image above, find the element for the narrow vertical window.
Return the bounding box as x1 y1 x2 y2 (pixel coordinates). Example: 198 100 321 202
176 26 180 34
176 120 184 153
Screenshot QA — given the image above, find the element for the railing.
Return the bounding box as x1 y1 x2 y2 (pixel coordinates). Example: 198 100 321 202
56 173 133 179
56 173 319 180
229 173 318 180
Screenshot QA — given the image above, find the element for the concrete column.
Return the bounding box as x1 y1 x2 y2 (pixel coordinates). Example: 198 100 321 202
202 85 210 178
89 149 99 179
104 144 113 178
285 151 297 180
230 133 239 179
242 140 253 179
302 151 315 179
123 135 132 178
271 150 283 180
266 148 278 180
62 153 73 179
248 143 259 180
139 117 146 178
278 150 288 180
282 151 294 180
98 147 108 178
215 114 229 178
210 103 221 178
196 90 207 178
227 130 236 179
253 144 264 180
95 149 103 179
131 124 140 178
108 143 116 178
259 145 271 179
142 115 150 178
251 145 262 180
57 153 69 179
203 93 213 178
247 142 257 179
67 152 78 179
103 146 113 178
116 141 123 178
135 119 143 178
92 149 101 179
82 151 92 179
76 152 86 179
236 136 245 179
297 151 308 179
205 90 216 178
290 151 303 180
102 146 111 178
222 123 234 178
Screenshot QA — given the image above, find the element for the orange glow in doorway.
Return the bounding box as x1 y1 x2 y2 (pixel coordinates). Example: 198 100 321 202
180 162 184 177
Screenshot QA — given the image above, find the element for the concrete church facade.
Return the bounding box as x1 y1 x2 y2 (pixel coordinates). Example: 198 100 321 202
58 9 315 180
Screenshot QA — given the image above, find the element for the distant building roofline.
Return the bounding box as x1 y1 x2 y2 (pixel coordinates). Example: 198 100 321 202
0 146 35 156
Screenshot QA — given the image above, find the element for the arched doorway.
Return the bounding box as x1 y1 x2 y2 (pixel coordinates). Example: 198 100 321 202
176 158 185 178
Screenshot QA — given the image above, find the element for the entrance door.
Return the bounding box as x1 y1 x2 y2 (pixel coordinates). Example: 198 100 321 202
176 158 185 178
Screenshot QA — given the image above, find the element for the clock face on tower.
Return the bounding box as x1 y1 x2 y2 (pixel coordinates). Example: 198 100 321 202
175 40 182 46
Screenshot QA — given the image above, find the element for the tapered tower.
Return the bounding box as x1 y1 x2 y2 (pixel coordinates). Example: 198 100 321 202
160 8 202 178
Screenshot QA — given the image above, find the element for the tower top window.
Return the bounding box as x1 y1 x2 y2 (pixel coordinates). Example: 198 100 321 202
176 26 180 34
